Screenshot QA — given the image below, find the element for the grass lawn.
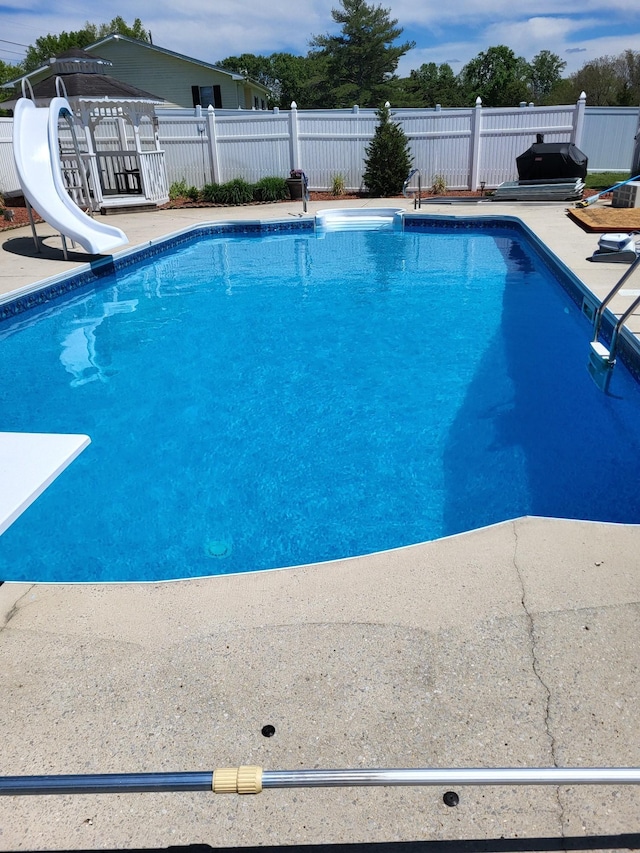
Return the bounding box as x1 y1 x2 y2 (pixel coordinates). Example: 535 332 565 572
585 171 632 190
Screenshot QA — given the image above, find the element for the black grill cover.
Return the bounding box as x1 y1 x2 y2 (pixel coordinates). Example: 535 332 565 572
516 142 588 181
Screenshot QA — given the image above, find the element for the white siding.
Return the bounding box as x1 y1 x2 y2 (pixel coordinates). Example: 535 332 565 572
86 40 267 110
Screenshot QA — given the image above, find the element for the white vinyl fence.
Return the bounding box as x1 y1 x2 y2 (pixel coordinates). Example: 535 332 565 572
2 96 639 197
155 99 588 192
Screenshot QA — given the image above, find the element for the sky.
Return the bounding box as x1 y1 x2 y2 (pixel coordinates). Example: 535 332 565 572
1 0 640 87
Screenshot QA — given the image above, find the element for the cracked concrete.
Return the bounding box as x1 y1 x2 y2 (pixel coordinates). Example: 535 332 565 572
0 583 33 633
0 517 638 848
511 521 557 767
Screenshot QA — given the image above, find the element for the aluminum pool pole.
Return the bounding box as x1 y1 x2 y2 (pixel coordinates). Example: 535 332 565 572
2 766 640 797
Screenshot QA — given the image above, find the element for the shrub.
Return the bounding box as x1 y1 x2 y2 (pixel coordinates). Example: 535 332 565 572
205 179 255 205
169 179 189 200
186 185 201 202
331 173 346 196
201 183 221 203
253 176 288 202
0 190 14 222
362 104 412 197
431 173 447 195
222 178 255 205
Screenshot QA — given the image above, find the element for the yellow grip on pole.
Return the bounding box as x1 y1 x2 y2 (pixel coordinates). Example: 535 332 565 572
212 766 263 794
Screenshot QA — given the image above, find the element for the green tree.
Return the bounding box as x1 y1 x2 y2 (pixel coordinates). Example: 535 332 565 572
362 103 412 196
568 56 621 105
216 52 316 108
613 49 640 105
404 61 463 107
528 50 566 102
308 0 415 108
558 49 640 105
270 53 319 108
460 45 529 106
96 17 148 41
24 17 149 71
0 59 23 86
217 53 275 87
541 76 579 106
0 59 24 110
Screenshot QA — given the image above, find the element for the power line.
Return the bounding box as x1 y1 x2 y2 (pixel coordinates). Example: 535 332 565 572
0 38 30 48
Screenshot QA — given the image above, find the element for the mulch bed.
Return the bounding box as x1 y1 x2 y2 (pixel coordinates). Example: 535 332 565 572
161 192 371 209
1 188 606 233
0 205 42 232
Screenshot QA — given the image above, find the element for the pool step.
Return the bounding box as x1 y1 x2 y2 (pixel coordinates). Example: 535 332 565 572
315 208 404 231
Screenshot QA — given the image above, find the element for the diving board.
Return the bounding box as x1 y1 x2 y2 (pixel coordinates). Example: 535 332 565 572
0 432 90 536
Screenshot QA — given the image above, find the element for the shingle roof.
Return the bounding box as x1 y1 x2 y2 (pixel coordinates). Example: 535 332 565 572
31 73 163 102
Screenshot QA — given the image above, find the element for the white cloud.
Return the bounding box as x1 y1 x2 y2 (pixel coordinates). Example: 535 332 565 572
389 0 640 26
483 15 594 45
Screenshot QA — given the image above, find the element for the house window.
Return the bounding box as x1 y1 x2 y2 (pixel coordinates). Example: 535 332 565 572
192 85 222 108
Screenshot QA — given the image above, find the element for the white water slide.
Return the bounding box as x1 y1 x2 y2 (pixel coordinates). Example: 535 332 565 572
12 97 128 255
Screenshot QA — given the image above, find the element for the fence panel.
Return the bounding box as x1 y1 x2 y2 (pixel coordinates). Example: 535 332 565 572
156 115 213 187
401 110 473 190
478 105 578 186
581 107 637 172
0 118 19 195
297 111 379 190
214 112 291 183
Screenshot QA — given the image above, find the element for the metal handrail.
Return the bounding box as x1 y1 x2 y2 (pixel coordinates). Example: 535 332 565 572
607 291 640 364
592 252 640 342
20 77 35 101
403 168 422 208
55 76 69 99
588 253 640 391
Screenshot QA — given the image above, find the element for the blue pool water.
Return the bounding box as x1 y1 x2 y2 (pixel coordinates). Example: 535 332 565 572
2 220 640 583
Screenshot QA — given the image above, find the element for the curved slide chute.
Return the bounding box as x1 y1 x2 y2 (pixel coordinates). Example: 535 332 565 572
12 97 128 255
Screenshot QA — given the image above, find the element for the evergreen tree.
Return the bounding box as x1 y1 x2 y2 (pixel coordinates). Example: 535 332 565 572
309 0 415 108
362 103 412 196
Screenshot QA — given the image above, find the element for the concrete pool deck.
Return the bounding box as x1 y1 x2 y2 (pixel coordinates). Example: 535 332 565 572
1 198 640 849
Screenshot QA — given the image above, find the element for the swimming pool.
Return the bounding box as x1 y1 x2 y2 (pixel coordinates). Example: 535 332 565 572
2 215 640 583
